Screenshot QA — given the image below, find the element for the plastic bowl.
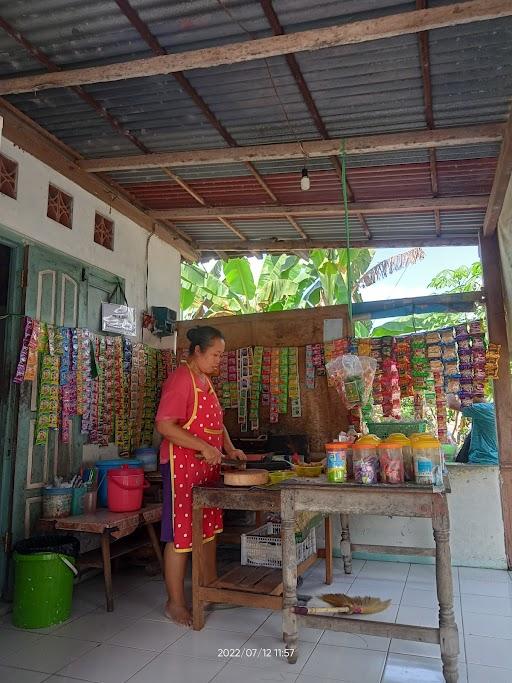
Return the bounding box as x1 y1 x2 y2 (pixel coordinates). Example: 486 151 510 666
293 464 324 477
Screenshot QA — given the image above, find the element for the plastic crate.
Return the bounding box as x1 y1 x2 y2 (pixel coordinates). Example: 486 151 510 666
241 522 316 569
366 421 427 439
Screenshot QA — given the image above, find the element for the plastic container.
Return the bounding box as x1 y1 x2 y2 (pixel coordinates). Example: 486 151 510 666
356 434 381 445
293 464 324 478
134 447 158 472
378 443 404 484
13 535 79 629
83 490 97 514
413 437 443 485
325 443 349 483
241 522 316 569
366 421 426 439
413 446 434 485
107 465 148 512
95 458 142 507
352 443 379 484
42 488 72 518
268 470 294 485
385 434 413 481
71 487 87 516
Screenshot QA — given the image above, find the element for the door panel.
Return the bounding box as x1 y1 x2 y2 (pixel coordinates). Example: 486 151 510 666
12 246 124 541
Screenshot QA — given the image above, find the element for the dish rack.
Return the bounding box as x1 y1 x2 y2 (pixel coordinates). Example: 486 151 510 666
241 522 316 569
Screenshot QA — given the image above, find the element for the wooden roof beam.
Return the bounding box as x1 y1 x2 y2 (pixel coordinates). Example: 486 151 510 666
196 236 478 253
78 124 503 171
483 109 512 235
150 196 488 220
1 1 510 94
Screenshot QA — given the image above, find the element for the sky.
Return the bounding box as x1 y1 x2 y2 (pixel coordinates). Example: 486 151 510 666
359 246 479 302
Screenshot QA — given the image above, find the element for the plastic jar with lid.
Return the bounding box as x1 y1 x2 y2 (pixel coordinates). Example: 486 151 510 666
325 443 349 483
356 434 381 445
412 441 434 484
378 443 404 484
385 434 413 481
352 443 379 484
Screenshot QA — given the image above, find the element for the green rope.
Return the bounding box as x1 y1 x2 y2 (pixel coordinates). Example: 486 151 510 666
340 140 353 326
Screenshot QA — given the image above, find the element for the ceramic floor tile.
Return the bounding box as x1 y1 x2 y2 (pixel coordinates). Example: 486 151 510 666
461 593 512 617
106 617 187 652
319 629 390 652
255 611 323 644
204 607 272 634
467 663 512 683
463 612 512 640
400 586 440 609
0 627 43 659
236 635 316 673
458 567 510 583
465 635 512 669
0 612 82 636
396 604 462 630
302 643 386 682
358 561 410 582
381 653 467 683
390 637 465 663
43 677 92 683
58 643 154 683
165 628 250 660
0 665 48 683
346 578 406 604
1 635 96 674
53 611 136 642
460 579 512 599
127 651 226 683
210 661 299 682
301 577 356 597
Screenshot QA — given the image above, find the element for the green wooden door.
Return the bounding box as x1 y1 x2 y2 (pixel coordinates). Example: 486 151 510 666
10 245 124 544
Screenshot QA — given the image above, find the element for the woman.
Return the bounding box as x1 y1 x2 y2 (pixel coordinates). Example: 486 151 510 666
155 325 246 626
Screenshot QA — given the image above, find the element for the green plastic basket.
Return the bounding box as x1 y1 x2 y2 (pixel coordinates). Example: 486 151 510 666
366 421 427 439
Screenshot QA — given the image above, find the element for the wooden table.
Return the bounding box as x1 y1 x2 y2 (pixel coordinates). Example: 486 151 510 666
279 479 459 683
39 504 163 611
192 483 333 631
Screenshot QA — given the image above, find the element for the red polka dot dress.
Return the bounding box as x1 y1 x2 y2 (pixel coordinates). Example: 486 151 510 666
169 366 223 551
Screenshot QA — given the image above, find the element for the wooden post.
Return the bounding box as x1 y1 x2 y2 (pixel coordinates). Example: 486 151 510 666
479 231 512 568
281 488 299 664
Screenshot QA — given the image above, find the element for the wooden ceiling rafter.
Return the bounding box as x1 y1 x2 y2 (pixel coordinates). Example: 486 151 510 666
416 0 441 240
1 1 510 94
196 236 477 253
149 196 489 220
483 108 512 235
79 124 503 171
114 0 303 241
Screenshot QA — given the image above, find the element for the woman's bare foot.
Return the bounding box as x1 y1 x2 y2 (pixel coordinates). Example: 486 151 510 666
165 601 192 627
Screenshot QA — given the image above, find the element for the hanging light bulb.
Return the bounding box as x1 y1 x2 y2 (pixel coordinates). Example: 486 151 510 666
300 167 310 191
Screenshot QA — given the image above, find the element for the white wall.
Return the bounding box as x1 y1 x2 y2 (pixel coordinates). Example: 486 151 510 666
0 138 181 336
316 464 507 569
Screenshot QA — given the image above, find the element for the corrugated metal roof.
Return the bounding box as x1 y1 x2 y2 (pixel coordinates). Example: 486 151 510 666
0 0 507 248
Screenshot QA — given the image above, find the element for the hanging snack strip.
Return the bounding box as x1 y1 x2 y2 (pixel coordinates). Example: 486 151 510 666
237 347 250 431
279 347 289 415
455 324 473 407
13 317 34 383
380 337 400 419
427 331 446 441
485 343 501 380
142 347 157 445
250 346 263 430
305 345 315 389
261 348 271 406
469 321 486 401
269 347 280 424
396 336 413 398
228 351 238 409
88 335 100 444
24 320 41 381
217 351 230 410
370 338 383 406
289 347 302 418
60 328 75 444
35 354 60 446
130 343 145 449
312 343 325 377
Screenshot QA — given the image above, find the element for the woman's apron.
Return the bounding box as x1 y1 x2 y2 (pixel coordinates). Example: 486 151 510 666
169 366 223 551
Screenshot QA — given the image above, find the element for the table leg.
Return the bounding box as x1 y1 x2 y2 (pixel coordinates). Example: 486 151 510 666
192 500 205 631
433 496 459 683
146 522 164 575
281 489 298 664
340 513 352 574
324 515 333 585
100 531 114 612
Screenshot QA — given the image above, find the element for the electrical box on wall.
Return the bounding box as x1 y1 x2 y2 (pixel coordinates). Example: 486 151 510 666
151 306 177 337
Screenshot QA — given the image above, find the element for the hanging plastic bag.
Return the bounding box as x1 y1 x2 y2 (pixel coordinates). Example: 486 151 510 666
326 354 377 409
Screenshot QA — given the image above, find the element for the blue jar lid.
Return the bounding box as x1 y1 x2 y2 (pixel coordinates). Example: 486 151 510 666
95 458 142 468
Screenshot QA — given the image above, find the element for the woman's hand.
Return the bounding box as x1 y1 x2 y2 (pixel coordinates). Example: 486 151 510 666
200 443 223 465
226 448 247 461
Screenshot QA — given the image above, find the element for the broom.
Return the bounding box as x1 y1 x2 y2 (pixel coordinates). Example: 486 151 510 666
293 594 391 616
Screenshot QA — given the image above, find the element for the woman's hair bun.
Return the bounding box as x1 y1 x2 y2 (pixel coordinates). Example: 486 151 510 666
186 327 200 343
187 325 224 354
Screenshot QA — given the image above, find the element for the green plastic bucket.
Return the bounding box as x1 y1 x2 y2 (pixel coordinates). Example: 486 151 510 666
13 545 78 629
